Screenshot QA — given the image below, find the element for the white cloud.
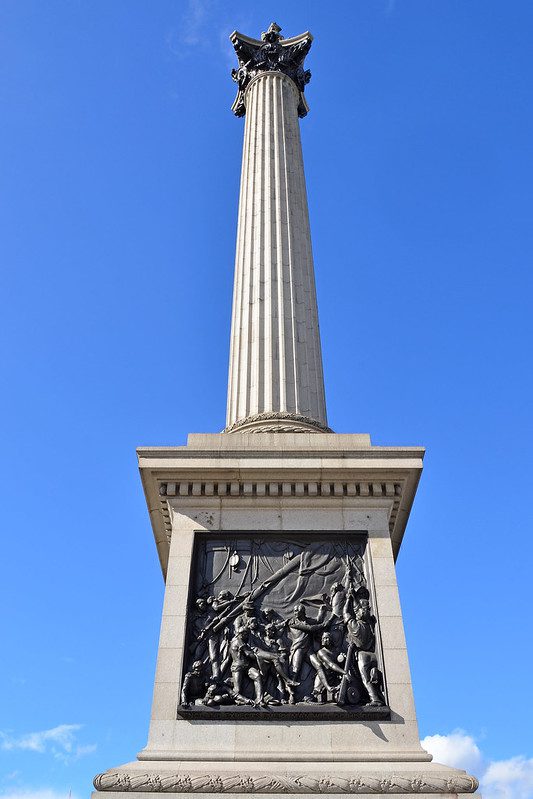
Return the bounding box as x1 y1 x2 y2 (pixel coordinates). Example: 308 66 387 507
421 729 483 774
182 0 213 46
166 0 251 67
0 724 95 763
0 791 80 799
483 756 533 799
0 724 80 754
422 730 533 799
166 0 216 53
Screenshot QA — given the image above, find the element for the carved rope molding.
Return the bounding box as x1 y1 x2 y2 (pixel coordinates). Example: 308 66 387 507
94 771 479 794
224 412 332 434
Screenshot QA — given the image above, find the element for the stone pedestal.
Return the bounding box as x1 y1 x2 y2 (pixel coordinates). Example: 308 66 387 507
92 433 479 798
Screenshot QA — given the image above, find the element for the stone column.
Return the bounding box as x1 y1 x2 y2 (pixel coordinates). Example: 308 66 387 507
226 25 329 434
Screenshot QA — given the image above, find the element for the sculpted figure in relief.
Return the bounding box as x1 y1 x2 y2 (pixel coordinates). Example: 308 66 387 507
194 591 236 680
228 627 263 705
287 603 331 680
181 660 209 707
247 619 299 704
343 594 385 707
308 632 347 701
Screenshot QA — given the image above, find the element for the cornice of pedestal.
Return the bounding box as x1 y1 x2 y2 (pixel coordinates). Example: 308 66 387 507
137 434 424 577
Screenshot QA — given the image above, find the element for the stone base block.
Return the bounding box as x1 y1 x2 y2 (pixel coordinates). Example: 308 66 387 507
94 795 480 799
92 760 480 797
95 795 480 799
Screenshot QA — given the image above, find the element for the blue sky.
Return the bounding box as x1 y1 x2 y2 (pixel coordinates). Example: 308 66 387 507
1 1 532 797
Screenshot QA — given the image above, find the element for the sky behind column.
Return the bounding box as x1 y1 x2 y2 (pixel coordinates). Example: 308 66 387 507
1 2 532 798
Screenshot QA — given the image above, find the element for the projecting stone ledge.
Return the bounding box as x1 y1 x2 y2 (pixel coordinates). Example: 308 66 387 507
230 22 312 117
137 433 424 577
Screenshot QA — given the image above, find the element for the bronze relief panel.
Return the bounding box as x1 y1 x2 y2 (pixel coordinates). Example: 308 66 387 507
178 532 389 720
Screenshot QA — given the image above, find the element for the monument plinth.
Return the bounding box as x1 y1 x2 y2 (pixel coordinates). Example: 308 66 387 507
92 23 480 799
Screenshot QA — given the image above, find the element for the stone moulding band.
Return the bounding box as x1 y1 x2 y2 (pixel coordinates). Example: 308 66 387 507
157 480 403 546
245 69 301 98
159 481 402 499
93 771 479 794
224 412 333 434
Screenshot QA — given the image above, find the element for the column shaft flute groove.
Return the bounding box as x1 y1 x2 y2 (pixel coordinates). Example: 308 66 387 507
226 69 329 434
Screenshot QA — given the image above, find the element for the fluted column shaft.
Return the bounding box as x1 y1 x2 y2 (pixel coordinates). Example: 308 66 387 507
226 71 327 433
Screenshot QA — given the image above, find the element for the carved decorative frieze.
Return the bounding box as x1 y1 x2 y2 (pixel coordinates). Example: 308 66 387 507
178 534 388 718
230 23 312 118
224 411 332 434
94 770 479 793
